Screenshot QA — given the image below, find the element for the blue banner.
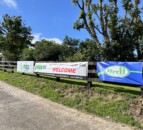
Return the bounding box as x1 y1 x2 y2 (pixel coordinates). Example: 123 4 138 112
97 62 143 85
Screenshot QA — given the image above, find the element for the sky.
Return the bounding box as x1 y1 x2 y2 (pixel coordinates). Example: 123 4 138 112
0 0 143 44
0 0 91 44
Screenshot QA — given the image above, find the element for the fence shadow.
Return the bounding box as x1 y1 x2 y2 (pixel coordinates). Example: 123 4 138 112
92 83 141 96
16 72 142 96
38 74 141 96
37 75 87 86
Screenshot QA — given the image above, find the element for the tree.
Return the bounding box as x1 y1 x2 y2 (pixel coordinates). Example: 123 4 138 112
64 52 84 61
63 36 79 55
34 39 64 61
0 14 33 61
72 0 143 61
20 48 35 61
79 39 101 61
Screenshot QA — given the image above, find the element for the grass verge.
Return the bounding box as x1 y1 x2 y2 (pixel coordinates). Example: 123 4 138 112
0 71 142 129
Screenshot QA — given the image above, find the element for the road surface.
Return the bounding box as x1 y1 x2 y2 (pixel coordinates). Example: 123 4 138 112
0 81 133 130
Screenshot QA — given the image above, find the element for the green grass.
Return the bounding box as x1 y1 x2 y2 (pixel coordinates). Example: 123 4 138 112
0 71 142 129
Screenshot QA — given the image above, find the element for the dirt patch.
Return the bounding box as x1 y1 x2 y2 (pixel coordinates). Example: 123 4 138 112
130 97 143 124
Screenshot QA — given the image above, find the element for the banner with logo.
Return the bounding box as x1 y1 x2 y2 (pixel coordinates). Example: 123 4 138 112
17 61 34 73
34 62 88 77
97 62 143 85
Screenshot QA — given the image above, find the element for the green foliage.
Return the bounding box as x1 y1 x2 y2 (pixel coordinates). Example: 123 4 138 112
64 52 84 61
61 36 80 60
61 36 102 61
63 35 79 49
58 45 72 61
33 39 66 61
20 48 35 61
73 20 85 30
19 36 102 62
72 0 143 61
79 39 101 61
0 14 33 61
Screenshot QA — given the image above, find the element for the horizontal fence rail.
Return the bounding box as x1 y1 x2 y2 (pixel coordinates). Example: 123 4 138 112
0 61 17 73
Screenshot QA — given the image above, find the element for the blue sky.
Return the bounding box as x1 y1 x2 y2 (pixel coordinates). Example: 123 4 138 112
0 0 91 44
0 0 143 44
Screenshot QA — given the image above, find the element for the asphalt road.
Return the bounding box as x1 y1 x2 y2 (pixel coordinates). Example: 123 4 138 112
0 81 133 130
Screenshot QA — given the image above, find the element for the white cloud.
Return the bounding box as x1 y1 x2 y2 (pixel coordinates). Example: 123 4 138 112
31 33 42 44
32 33 63 44
2 0 17 8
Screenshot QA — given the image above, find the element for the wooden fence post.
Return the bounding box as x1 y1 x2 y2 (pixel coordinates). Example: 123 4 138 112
141 87 143 97
36 73 40 77
11 62 14 73
56 77 60 82
3 62 6 72
87 79 92 88
87 61 97 88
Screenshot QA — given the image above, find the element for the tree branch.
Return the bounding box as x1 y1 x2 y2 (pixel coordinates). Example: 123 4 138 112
77 1 83 10
94 25 103 34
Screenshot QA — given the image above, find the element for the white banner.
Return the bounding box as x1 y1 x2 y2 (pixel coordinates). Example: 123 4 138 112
34 62 88 77
17 61 34 73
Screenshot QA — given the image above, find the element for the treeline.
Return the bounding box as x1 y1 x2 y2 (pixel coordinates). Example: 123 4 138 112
20 36 100 61
0 14 99 61
0 14 101 62
0 12 143 62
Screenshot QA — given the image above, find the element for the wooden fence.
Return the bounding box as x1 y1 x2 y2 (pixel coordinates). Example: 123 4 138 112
0 61 143 96
0 61 17 73
0 61 99 84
